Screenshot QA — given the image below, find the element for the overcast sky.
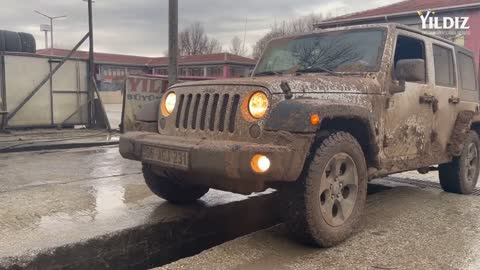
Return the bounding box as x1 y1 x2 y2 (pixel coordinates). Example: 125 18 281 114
0 0 401 57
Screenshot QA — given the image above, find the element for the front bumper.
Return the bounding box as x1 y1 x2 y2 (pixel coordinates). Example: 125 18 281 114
120 132 311 192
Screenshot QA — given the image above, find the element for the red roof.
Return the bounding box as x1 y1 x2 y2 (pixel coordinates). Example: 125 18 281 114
36 48 256 67
149 53 257 66
320 0 480 26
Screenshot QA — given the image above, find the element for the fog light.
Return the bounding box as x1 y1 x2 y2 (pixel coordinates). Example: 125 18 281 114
251 155 271 174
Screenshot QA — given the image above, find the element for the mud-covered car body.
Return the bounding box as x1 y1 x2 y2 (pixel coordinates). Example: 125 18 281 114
120 23 480 195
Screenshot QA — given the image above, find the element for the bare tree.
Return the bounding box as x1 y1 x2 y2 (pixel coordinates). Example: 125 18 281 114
229 36 247 56
252 30 285 59
206 38 223 54
179 22 223 55
252 13 331 59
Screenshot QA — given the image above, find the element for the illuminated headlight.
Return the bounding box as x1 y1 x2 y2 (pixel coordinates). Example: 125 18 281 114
161 92 177 116
248 92 269 119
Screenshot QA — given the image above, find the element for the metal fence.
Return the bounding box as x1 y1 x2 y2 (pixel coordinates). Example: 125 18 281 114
0 52 89 129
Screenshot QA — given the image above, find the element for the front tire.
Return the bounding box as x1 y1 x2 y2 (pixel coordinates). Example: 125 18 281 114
439 131 480 195
286 131 368 247
142 164 209 204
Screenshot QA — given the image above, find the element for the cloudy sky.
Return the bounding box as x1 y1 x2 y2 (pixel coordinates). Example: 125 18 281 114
1 0 401 57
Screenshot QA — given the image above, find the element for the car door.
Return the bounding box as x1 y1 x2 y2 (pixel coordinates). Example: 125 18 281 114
429 43 461 155
383 31 434 160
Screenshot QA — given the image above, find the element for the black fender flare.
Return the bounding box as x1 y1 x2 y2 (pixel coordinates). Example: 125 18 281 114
264 98 376 134
449 110 477 156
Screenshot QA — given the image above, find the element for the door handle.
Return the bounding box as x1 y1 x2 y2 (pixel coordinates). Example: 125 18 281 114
449 97 460 104
419 94 439 113
419 94 436 104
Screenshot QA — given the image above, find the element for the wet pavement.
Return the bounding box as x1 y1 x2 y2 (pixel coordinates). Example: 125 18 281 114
0 147 279 269
160 183 480 270
0 129 119 153
2 145 480 269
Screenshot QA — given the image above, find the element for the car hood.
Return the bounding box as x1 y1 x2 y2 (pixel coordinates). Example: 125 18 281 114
172 74 381 95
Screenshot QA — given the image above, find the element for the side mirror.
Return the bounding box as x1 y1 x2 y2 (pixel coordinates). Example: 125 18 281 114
395 59 425 82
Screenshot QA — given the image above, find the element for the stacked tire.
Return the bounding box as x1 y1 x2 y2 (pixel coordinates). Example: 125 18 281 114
0 30 36 53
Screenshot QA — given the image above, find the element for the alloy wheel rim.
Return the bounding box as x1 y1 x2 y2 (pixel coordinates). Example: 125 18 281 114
465 142 479 183
319 153 359 227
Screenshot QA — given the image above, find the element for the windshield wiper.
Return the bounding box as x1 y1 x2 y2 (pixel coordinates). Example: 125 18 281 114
295 66 342 77
254 71 283 77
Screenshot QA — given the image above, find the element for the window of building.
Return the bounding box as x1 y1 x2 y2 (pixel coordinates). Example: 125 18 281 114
206 66 224 77
190 67 204 77
179 68 189 76
393 35 426 83
457 52 477 91
433 45 456 87
229 66 250 78
155 68 168 75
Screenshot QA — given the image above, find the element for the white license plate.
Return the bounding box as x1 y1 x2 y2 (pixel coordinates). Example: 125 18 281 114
142 146 189 170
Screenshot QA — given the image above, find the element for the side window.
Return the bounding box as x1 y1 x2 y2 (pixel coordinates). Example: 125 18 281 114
433 45 456 87
393 35 426 83
457 52 477 91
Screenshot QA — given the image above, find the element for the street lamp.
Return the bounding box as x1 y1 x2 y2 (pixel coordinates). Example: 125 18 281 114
40 24 51 49
34 10 67 52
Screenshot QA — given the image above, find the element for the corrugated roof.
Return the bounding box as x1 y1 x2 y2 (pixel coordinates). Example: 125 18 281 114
147 53 257 66
36 49 256 67
319 0 480 26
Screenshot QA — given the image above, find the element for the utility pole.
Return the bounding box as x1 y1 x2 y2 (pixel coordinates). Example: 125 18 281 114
34 11 67 52
168 0 178 86
87 0 95 127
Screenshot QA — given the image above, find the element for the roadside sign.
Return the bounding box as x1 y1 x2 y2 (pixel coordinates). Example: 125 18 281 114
122 75 168 132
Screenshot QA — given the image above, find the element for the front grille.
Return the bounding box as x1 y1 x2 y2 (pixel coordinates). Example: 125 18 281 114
175 93 241 133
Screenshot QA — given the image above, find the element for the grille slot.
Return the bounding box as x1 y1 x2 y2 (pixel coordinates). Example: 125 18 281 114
218 94 230 132
176 92 240 133
191 94 201 129
183 94 193 129
228 95 240 133
199 94 210 130
175 94 185 128
209 94 220 131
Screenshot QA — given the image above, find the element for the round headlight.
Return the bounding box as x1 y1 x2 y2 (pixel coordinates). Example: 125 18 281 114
248 92 269 119
162 92 177 116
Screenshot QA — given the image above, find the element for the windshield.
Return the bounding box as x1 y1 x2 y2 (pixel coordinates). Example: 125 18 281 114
254 29 385 75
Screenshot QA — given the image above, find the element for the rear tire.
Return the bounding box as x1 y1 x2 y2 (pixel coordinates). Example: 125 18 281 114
285 131 368 247
142 164 209 204
439 131 480 195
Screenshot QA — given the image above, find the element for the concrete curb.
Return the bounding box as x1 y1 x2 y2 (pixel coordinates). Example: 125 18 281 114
0 192 281 270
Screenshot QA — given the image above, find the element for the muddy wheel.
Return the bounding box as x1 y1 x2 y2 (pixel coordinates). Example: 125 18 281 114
439 131 480 195
142 164 209 204
285 131 368 247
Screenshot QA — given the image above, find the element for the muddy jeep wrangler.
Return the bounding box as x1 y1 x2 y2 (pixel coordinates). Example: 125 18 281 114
120 23 480 247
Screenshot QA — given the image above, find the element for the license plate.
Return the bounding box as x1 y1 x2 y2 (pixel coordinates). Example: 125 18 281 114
142 146 189 170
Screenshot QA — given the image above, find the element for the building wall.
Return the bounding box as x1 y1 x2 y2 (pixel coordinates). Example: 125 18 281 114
464 9 480 71
97 64 150 92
